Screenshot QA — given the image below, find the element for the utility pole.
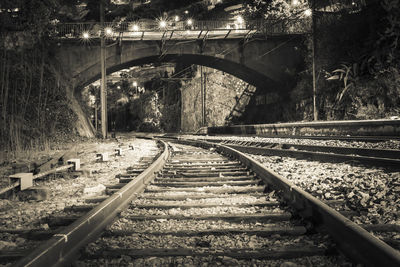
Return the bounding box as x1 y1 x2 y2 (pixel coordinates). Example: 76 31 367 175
203 71 207 126
100 0 108 138
311 0 318 121
200 66 204 126
95 104 98 131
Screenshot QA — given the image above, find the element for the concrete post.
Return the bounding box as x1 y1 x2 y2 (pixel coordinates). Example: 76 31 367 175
9 173 33 190
97 153 109 162
67 159 81 171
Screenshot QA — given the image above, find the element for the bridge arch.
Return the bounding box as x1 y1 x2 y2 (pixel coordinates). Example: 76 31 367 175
55 37 303 93
75 54 279 92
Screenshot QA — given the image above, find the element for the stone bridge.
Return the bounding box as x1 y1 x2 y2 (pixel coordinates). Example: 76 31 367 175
55 35 305 93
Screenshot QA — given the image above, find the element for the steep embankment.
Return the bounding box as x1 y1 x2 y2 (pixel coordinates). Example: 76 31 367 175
0 34 95 150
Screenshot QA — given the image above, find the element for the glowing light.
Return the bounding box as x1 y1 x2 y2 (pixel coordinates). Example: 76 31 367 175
184 10 189 14
236 16 243 24
187 19 193 26
117 85 121 89
105 27 113 35
159 20 167 28
175 15 180 22
82 32 90 39
133 81 137 87
291 0 300 6
304 9 312 17
132 24 139 31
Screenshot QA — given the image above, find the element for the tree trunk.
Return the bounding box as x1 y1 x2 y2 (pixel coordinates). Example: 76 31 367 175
38 49 44 126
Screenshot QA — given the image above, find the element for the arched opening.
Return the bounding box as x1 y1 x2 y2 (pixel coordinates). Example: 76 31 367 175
78 59 274 133
74 54 280 93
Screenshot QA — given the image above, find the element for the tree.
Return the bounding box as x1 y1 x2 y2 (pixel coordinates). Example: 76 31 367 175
243 0 309 20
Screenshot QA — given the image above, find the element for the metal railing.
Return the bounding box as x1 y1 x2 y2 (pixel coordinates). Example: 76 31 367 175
55 19 311 39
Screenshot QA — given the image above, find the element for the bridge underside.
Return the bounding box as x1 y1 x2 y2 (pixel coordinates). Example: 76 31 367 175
76 54 280 91
55 37 303 93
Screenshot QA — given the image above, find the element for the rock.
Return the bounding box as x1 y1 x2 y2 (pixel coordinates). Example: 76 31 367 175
72 168 93 177
280 262 300 267
0 240 17 250
17 186 51 201
83 184 106 196
221 256 239 265
195 239 211 247
0 200 14 212
12 162 31 173
40 223 49 230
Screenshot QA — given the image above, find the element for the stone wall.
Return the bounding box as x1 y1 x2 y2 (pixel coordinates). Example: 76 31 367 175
181 67 255 132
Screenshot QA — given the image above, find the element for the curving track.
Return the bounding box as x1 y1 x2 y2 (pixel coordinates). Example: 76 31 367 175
176 135 400 170
7 138 399 266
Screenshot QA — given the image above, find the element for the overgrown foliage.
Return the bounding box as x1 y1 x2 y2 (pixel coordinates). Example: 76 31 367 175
243 0 309 20
0 0 80 151
0 44 76 151
322 0 400 119
244 0 399 121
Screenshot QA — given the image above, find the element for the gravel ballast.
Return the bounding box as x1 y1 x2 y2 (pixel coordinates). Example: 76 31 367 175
0 138 159 253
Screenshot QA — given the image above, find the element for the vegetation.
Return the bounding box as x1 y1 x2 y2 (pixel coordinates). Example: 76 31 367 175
243 0 400 121
1 0 399 151
316 0 400 120
0 0 84 151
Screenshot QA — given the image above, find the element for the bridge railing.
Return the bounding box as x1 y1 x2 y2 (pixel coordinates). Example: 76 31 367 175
55 19 311 39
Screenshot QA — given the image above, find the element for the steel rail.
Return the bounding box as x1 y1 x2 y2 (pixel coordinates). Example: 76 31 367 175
223 144 400 170
203 119 400 139
198 133 400 142
265 142 400 159
271 135 400 142
15 140 169 267
174 139 400 267
204 139 400 159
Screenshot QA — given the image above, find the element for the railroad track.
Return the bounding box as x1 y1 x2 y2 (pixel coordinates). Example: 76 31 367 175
173 136 400 170
232 135 400 142
201 119 400 143
8 139 400 266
